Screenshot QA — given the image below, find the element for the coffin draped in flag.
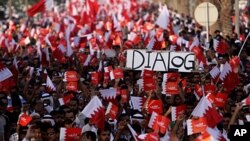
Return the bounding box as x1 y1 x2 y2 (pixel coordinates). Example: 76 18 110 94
81 96 105 130
191 96 223 128
27 0 54 17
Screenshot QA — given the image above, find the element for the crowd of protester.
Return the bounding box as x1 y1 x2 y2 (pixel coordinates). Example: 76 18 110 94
0 0 250 141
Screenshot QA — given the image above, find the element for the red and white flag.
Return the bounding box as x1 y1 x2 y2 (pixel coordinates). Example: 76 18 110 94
187 117 207 135
81 96 105 129
66 82 78 92
143 77 156 91
196 127 226 141
104 66 113 73
230 56 240 73
99 88 117 101
59 128 81 141
52 44 67 63
146 36 156 51
169 34 178 45
242 96 250 105
83 54 92 66
27 0 54 17
194 84 216 99
191 96 223 128
110 68 124 80
46 75 56 92
206 93 216 104
58 94 74 106
148 112 170 134
219 62 240 92
11 56 19 79
162 72 180 82
147 100 163 114
19 113 32 127
155 5 170 30
209 66 220 80
130 96 146 111
141 69 155 78
105 102 119 120
191 46 207 67
91 71 100 85
213 39 228 54
127 32 141 45
162 81 179 95
204 84 216 95
219 62 232 81
214 93 228 108
162 72 180 95
171 105 187 121
63 71 79 82
103 72 110 84
0 62 13 82
138 132 160 141
119 89 128 103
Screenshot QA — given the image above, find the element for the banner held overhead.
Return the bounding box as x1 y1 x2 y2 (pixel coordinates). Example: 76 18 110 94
126 50 195 72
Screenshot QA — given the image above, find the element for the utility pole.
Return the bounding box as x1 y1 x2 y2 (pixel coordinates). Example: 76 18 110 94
8 0 12 20
235 0 240 36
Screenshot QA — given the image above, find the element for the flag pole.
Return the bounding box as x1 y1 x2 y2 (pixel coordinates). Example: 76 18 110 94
238 32 250 57
198 67 205 96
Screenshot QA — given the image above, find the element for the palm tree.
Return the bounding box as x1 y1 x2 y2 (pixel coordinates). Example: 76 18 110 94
165 0 190 16
218 0 234 37
194 0 234 37
179 0 189 16
165 0 235 37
